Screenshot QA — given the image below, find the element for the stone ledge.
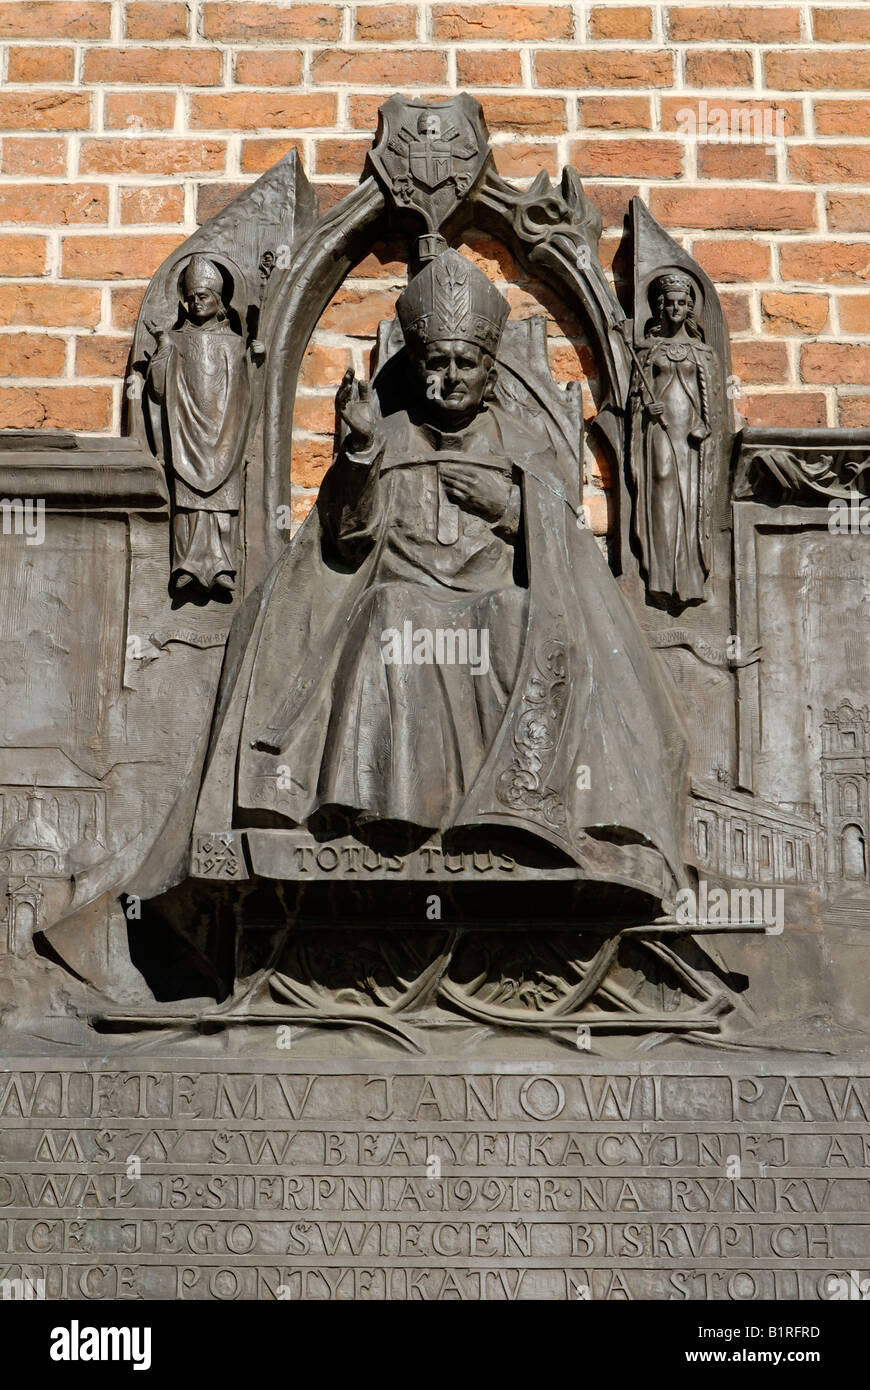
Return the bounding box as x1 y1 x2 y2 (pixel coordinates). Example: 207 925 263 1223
0 430 167 509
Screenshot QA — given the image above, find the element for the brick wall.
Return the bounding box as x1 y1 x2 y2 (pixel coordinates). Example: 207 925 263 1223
1 1 869 532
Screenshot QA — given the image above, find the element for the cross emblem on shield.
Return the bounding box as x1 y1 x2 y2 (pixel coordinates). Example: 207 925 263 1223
368 94 491 231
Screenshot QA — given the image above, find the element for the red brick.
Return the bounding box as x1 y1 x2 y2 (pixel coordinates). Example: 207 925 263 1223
298 342 353 388
293 395 337 433
0 235 48 276
839 297 870 334
802 344 870 384
0 284 101 328
506 284 585 337
790 146 870 185
433 4 573 39
240 138 305 173
111 286 146 331
780 242 870 284
761 291 830 334
190 93 336 129
584 182 641 229
685 51 754 86
586 438 612 491
731 341 790 385
813 7 870 41
6 46 75 82
669 6 801 41
827 194 870 233
580 96 652 130
289 491 317 524
651 186 816 231
119 185 185 224
311 49 446 85
458 234 518 282
83 47 221 85
814 100 870 136
350 242 407 280
766 50 870 90
535 51 673 87
0 3 109 37
839 397 870 426
75 335 132 376
661 97 802 135
597 236 619 274
719 292 753 334
80 138 225 175
201 4 340 41
475 95 568 135
61 233 185 280
547 340 590 382
0 92 90 130
0 184 107 224
692 239 773 283
355 4 417 40
567 138 684 179
292 435 333 488
124 2 189 38
234 51 304 86
319 287 397 337
0 137 66 175
0 333 66 376
195 182 248 223
697 144 776 180
456 50 523 86
581 492 610 536
0 385 112 429
314 139 370 177
589 5 651 38
737 392 827 428
492 142 559 177
103 92 177 132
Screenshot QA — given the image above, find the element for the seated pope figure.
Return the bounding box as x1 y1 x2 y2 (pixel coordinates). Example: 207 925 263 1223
198 247 688 907
310 249 528 831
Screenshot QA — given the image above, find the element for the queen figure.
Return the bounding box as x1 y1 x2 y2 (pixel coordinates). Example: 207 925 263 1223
628 270 714 606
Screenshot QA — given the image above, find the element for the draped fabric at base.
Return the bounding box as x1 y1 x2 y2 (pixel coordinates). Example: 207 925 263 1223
172 509 239 589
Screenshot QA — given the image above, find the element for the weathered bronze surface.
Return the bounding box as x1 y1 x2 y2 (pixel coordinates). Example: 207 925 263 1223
146 253 263 598
1 94 869 1302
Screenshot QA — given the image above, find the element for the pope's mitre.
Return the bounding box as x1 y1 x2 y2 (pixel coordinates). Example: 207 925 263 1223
397 247 509 355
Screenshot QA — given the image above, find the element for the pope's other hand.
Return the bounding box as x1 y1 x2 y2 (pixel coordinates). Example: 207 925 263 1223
440 464 512 522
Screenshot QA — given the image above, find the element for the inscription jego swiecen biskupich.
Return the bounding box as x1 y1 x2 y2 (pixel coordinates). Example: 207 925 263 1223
1 92 869 1302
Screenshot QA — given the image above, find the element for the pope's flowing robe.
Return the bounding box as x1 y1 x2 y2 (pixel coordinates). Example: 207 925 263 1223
195 397 689 907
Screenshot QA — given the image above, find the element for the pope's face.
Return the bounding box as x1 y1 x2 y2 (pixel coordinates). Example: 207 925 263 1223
185 287 221 325
413 339 493 428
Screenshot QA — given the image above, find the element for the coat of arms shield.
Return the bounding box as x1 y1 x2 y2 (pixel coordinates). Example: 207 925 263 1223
367 94 491 230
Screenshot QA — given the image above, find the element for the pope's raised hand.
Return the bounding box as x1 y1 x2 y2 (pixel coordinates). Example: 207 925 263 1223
336 368 379 452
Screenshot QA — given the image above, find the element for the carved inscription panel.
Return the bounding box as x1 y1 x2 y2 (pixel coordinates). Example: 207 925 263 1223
1 1061 869 1301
